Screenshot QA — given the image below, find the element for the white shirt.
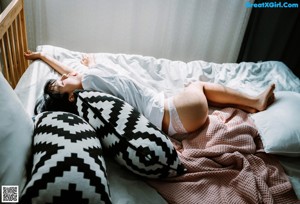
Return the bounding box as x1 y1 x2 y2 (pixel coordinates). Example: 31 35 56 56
81 68 165 129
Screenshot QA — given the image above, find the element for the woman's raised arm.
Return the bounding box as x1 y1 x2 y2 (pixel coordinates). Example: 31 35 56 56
24 50 75 75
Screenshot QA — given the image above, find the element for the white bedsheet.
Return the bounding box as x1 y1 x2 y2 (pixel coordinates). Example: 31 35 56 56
15 45 300 117
14 45 300 202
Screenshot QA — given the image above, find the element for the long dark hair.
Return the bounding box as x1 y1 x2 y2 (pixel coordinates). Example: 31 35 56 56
34 79 78 115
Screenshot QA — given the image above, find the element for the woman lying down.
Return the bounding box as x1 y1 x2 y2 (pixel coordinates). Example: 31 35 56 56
24 50 275 136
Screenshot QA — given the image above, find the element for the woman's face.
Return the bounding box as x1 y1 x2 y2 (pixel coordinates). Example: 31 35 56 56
52 72 83 96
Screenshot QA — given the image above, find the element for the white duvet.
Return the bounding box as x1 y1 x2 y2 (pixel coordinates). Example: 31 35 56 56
14 45 300 202
15 45 300 117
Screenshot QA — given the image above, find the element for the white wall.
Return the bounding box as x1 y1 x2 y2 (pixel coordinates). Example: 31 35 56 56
24 0 253 63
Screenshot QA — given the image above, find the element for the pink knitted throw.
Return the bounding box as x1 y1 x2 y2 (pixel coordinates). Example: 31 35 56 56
148 108 298 204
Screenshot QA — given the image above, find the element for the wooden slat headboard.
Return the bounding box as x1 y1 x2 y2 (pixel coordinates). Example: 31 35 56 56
0 0 29 88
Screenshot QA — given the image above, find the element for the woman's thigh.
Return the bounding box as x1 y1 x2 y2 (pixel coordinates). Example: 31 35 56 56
173 82 208 132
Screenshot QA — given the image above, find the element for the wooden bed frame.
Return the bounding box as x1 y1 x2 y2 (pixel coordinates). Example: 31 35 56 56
0 0 28 88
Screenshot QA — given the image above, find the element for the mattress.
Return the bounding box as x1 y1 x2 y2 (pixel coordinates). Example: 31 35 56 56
14 45 300 201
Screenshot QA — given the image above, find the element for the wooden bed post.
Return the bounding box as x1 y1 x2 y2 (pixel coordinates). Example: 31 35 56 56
0 0 29 88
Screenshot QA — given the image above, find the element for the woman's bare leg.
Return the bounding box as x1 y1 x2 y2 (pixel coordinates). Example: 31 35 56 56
200 82 276 113
162 82 276 134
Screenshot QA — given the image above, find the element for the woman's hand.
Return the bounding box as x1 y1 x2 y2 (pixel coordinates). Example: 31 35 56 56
24 50 76 75
24 50 43 61
80 54 95 68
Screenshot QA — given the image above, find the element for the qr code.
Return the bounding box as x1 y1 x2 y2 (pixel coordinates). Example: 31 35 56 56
1 185 19 203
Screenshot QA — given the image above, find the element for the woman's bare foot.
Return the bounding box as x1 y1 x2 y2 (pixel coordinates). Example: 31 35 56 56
255 84 276 111
81 54 95 67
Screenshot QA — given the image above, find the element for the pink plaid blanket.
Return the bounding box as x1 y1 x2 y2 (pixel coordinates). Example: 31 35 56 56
148 108 298 204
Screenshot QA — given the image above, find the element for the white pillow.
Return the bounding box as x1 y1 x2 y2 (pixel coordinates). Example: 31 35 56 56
0 73 34 189
251 91 300 157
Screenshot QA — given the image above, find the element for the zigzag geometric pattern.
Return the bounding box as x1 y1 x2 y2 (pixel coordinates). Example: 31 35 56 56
75 90 186 178
20 111 112 204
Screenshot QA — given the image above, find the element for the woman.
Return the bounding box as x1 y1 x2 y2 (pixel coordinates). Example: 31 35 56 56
24 50 275 136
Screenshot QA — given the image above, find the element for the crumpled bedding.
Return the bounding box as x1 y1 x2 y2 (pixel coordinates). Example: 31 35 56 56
88 51 300 97
148 108 298 204
16 46 300 116
28 45 300 98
